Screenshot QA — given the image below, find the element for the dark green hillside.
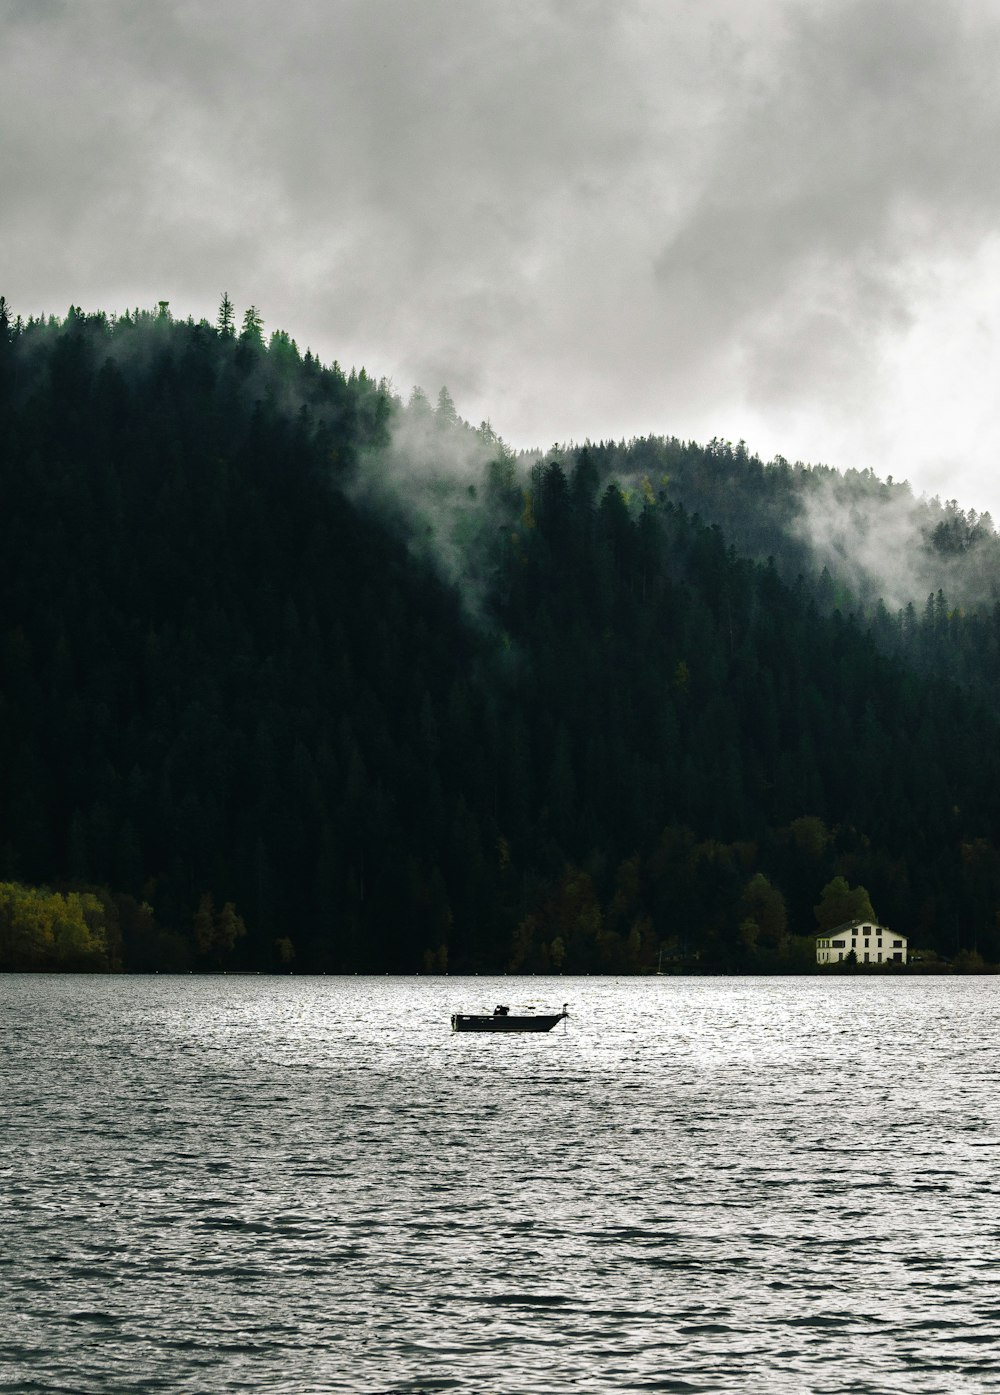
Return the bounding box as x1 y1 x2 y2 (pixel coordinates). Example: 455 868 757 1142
580 435 1000 627
0 302 477 971
2 299 1000 973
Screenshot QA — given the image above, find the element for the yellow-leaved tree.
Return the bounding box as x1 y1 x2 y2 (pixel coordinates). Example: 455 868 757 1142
0 882 114 969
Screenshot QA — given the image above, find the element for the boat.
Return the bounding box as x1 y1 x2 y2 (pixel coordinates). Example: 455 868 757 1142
451 1003 569 1033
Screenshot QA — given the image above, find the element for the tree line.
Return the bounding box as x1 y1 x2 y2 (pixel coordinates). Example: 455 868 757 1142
2 297 999 972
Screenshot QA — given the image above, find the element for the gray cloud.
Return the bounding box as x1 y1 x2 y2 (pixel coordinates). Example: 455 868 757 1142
655 2 1000 403
4 0 1000 513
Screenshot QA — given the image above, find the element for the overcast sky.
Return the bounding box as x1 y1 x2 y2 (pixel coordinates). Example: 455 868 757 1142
5 0 1000 514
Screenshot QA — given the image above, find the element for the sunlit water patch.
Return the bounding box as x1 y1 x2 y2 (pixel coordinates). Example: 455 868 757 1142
2 975 999 1393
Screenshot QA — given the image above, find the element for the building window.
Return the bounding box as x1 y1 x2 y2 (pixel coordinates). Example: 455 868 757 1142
892 940 902 948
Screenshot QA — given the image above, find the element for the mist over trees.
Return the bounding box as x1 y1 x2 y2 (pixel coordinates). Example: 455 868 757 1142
2 297 1000 974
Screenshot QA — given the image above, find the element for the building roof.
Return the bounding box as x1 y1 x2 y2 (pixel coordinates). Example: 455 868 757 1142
817 921 907 941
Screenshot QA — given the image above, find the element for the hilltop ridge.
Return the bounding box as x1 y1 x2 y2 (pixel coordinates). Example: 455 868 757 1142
1 299 999 973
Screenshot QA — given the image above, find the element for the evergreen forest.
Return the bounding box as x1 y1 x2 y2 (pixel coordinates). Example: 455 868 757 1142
3 297 1000 974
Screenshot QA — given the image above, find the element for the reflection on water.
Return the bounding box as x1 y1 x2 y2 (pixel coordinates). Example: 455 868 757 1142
2 974 999 1393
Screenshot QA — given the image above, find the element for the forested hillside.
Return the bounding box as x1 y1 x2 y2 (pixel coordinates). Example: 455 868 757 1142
2 298 1000 973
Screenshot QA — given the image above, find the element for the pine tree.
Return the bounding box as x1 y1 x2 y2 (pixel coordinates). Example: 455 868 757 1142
435 386 457 426
217 292 235 337
240 305 264 346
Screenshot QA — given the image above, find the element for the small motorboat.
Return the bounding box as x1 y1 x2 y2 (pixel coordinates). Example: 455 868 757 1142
450 1003 569 1033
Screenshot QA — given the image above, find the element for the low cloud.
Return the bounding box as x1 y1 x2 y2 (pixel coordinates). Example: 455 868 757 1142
352 390 503 623
792 469 1000 614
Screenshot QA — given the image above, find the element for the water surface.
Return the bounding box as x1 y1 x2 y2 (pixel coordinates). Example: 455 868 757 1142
2 974 999 1393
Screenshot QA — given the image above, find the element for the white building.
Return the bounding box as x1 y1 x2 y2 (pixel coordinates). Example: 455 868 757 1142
816 920 907 966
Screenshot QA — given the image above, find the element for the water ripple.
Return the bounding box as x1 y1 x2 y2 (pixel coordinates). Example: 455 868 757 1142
3 974 1000 1392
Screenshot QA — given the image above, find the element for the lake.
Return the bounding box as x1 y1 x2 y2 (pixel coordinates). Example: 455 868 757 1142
2 974 999 1393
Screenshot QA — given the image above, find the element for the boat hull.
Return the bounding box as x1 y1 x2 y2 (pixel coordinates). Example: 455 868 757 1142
451 1012 566 1033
